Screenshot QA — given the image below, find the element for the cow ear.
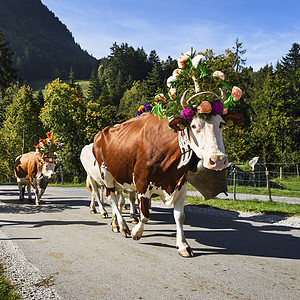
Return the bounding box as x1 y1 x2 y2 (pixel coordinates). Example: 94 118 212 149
169 117 189 132
222 113 244 126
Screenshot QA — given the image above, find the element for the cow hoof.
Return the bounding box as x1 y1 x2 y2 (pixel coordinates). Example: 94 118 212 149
112 226 119 233
120 228 130 238
35 202 40 206
178 246 194 258
90 209 97 214
130 214 139 224
101 212 109 219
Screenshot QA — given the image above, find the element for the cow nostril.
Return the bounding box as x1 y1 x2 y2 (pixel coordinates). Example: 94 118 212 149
209 158 216 166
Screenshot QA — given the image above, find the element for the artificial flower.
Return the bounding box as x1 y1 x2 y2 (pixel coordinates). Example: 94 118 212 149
178 54 190 68
181 109 195 120
213 71 225 81
155 94 166 104
168 87 176 99
212 101 223 115
172 69 181 79
192 54 205 68
167 75 176 88
231 86 242 101
197 101 212 114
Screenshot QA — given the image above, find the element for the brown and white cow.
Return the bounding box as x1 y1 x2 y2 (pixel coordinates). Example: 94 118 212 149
14 152 57 205
80 143 138 225
93 112 242 257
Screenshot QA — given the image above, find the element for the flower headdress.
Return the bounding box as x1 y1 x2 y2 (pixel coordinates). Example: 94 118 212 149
35 132 63 162
153 49 242 123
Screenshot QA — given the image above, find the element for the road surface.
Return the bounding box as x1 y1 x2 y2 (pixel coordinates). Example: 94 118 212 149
0 185 300 299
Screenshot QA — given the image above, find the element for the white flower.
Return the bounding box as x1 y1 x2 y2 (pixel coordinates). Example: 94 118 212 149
167 75 176 88
192 55 205 68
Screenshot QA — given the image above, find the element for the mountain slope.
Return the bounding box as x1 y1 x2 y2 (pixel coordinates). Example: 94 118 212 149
0 0 99 81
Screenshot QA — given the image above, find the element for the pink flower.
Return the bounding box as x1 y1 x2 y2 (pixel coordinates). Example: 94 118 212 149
168 87 176 99
181 109 195 120
213 71 225 81
178 54 189 68
197 101 212 114
172 69 181 79
232 86 242 101
212 101 223 115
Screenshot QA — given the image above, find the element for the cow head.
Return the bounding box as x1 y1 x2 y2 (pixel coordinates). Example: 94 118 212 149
170 91 244 171
39 156 57 180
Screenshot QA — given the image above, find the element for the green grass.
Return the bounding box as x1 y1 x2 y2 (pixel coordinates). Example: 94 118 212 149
0 266 20 300
188 176 300 197
29 79 90 97
183 196 300 217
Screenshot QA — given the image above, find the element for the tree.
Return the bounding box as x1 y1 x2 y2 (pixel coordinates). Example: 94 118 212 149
232 38 247 73
0 31 17 95
1 85 44 179
118 81 148 120
85 102 121 142
40 79 87 181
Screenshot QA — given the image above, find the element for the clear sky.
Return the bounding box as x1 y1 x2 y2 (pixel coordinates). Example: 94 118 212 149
41 0 300 70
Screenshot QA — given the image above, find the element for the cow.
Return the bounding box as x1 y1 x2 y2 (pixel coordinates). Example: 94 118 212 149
80 144 138 226
92 111 243 257
14 152 57 205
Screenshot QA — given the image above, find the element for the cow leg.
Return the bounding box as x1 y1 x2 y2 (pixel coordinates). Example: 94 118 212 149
27 184 33 202
173 183 194 257
129 192 138 224
108 191 130 237
117 192 125 214
131 195 150 240
17 183 24 201
97 186 108 218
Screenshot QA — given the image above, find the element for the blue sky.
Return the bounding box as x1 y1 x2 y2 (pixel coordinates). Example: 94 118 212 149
42 0 300 70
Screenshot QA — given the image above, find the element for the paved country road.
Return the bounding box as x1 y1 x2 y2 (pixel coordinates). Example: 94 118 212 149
0 185 300 300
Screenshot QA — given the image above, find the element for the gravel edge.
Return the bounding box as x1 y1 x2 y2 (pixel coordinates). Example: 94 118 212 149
0 229 62 300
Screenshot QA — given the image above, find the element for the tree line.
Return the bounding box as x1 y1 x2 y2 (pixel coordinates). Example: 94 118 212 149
0 33 299 182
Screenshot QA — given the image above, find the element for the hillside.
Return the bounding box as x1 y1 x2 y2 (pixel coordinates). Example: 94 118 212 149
0 0 99 81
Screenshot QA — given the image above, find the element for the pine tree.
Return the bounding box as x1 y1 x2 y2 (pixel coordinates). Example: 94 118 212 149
0 31 17 95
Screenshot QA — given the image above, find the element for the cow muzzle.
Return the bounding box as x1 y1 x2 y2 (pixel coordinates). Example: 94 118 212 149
49 172 57 180
207 155 228 170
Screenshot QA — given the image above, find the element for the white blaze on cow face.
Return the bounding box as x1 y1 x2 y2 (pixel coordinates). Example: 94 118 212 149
189 115 228 170
42 161 57 179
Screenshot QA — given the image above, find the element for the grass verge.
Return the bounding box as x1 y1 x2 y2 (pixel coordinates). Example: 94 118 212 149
184 196 300 217
0 265 20 300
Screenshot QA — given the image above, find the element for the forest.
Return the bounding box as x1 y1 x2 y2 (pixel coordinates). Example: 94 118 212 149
0 0 99 81
0 28 299 182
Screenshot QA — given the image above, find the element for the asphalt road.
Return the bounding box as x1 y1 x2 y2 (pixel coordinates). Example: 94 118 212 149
1 185 300 300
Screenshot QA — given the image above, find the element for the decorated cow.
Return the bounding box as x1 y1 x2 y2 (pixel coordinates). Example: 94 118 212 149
92 50 244 257
14 132 62 205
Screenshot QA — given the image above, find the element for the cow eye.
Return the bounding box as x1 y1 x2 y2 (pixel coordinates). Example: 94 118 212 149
191 124 196 129
219 122 225 129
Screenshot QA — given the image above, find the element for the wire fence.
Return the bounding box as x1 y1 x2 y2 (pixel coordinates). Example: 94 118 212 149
226 161 300 203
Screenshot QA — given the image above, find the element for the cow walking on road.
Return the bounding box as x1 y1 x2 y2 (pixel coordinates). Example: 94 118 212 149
14 152 57 205
92 110 242 257
80 143 138 225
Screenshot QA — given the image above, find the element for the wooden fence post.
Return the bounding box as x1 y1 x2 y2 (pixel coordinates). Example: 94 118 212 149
296 164 299 178
280 166 283 180
265 167 272 201
233 167 236 201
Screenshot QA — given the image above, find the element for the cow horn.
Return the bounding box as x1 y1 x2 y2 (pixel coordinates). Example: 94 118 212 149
180 90 188 109
186 91 219 104
219 88 226 103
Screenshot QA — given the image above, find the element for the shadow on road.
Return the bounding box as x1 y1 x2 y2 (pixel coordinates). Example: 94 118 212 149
143 206 300 260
